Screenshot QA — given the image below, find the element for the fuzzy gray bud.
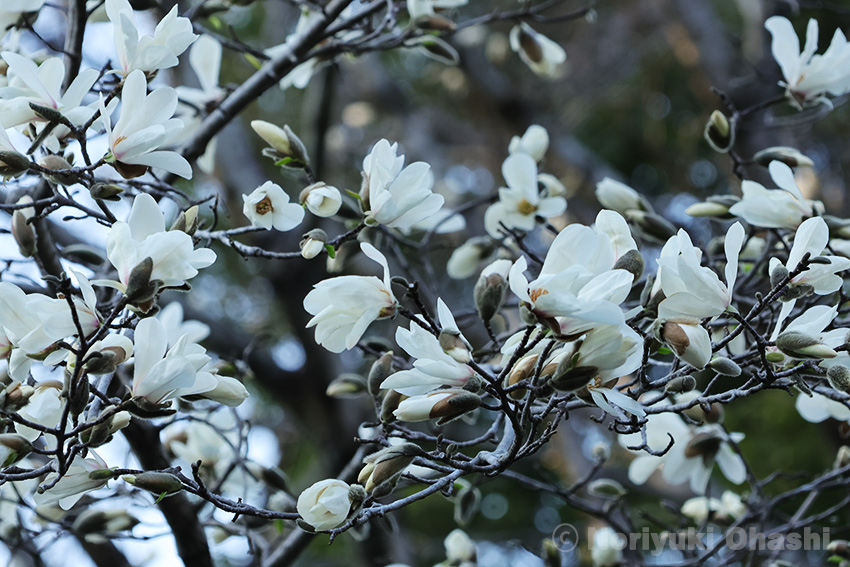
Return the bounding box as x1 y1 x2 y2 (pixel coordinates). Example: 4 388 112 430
775 331 838 360
709 356 742 377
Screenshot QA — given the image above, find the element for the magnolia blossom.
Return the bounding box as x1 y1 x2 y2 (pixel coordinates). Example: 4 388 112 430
796 389 850 423
509 213 635 334
100 70 193 179
682 491 746 524
360 139 444 230
576 326 645 418
304 243 398 353
442 529 476 564
768 216 850 299
296 479 352 531
106 0 197 75
766 16 850 107
619 412 746 493
0 52 100 141
16 381 63 442
508 124 549 162
484 153 566 238
242 181 305 231
728 161 813 229
509 23 566 78
301 182 342 217
381 299 475 396
34 452 111 510
102 193 216 293
131 317 217 405
157 302 210 347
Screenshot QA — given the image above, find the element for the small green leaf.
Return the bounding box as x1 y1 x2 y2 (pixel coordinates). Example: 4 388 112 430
274 157 295 167
275 519 284 534
154 491 168 504
345 189 362 201
657 346 672 355
209 16 223 30
244 53 262 70
325 244 336 259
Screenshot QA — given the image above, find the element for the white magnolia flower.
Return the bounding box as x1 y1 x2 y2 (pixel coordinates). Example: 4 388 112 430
766 16 850 107
796 389 850 423
484 153 566 237
728 161 813 229
619 412 746 493
157 302 210 347
443 529 476 563
304 243 398 353
100 70 193 179
131 317 217 405
509 23 566 78
0 52 100 138
446 237 493 280
577 326 645 418
591 527 624 567
0 1 46 34
682 491 746 524
243 181 305 231
106 0 197 75
301 182 342 217
16 381 63 442
509 213 634 334
393 388 467 422
34 452 111 510
408 0 467 20
769 216 850 299
102 193 216 293
508 124 549 162
360 139 444 230
381 299 475 396
296 479 352 531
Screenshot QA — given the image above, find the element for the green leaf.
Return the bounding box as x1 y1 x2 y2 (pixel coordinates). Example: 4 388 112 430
209 16 223 30
345 189 362 201
244 53 262 70
274 157 295 167
154 491 168 504
325 244 336 259
657 346 672 355
275 519 284 534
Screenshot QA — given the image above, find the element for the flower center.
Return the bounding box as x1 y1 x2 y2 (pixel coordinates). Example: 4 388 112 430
529 287 548 302
255 196 273 215
517 199 537 215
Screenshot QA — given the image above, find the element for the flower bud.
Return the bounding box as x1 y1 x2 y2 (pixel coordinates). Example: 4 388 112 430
89 467 119 481
665 375 697 393
595 178 652 214
122 471 184 496
775 331 838 360
474 259 511 321
753 147 814 169
587 478 627 498
368 351 394 398
299 229 328 260
709 356 742 377
834 445 850 470
770 263 790 289
380 389 403 423
0 434 32 467
358 443 420 495
11 196 36 257
444 529 477 562
447 237 494 280
124 257 160 305
325 373 367 398
37 154 76 186
170 205 200 236
453 484 481 528
591 441 611 461
413 14 456 32
299 182 342 217
612 248 644 281
72 509 139 540
538 173 568 198
685 200 736 219
0 150 31 179
29 103 67 124
296 479 352 531
828 365 850 394
0 383 34 412
625 210 677 242
83 411 132 447
704 110 735 153
393 389 481 424
251 120 310 167
827 540 850 560
89 182 124 201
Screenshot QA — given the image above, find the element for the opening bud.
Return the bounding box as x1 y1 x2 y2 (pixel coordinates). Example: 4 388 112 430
11 196 36 257
439 330 471 364
250 120 310 167
684 429 723 460
453 484 481 528
358 443 421 495
299 182 342 217
0 383 34 412
37 155 76 186
413 14 456 32
0 434 32 467
408 36 460 66
704 110 735 153
124 257 160 305
170 205 200 235
0 150 31 179
775 331 838 360
300 228 328 260
834 445 850 470
506 353 539 399
473 259 511 322
72 509 139 539
624 210 677 242
325 373 367 398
